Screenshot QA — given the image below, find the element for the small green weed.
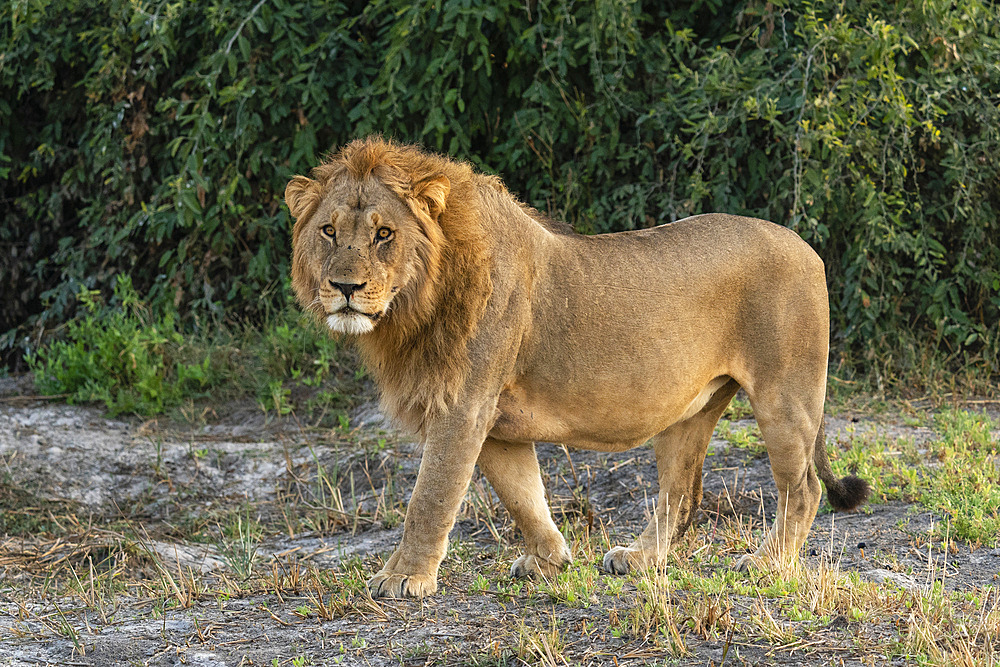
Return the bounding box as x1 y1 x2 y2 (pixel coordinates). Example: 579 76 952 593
723 395 753 420
258 379 293 417
716 420 764 453
469 572 490 594
218 510 262 580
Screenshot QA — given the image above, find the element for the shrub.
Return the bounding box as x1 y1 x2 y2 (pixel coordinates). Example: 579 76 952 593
26 275 215 415
26 274 354 416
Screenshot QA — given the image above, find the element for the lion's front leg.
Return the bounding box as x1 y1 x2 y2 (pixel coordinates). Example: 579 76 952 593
368 417 486 599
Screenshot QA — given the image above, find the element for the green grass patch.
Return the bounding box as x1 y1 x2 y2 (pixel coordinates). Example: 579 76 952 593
537 563 602 608
834 408 1000 545
922 410 1000 546
26 276 362 418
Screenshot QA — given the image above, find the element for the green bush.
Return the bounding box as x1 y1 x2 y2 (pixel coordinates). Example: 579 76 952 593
26 275 215 415
3 0 998 385
27 274 354 416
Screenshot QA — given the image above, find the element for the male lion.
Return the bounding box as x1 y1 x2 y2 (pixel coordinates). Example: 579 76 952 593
286 138 870 599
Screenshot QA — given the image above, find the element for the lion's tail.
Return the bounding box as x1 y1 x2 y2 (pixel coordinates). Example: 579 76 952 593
813 416 871 512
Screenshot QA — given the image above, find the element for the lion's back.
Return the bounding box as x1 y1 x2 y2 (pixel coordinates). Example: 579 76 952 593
541 213 825 304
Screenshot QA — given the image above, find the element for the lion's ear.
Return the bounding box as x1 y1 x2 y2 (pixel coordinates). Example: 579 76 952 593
285 176 321 220
413 175 450 221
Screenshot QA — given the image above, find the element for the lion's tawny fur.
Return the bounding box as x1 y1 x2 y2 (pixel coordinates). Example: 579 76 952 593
286 137 870 599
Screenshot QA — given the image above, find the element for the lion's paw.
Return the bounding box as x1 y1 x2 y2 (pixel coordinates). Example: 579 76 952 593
734 553 760 573
602 546 646 575
734 548 796 574
367 571 437 599
510 553 570 580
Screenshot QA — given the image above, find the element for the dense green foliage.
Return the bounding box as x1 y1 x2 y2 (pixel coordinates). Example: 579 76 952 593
3 0 999 385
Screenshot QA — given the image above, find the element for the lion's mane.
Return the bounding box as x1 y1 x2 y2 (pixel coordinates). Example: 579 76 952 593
292 139 496 433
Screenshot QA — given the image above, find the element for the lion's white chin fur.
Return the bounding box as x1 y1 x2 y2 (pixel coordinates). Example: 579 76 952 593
327 312 376 335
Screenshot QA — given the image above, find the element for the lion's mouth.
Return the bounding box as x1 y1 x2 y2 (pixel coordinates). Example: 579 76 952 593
336 306 381 321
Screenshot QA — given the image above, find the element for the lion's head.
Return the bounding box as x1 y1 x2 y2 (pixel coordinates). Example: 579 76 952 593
285 138 493 429
285 140 454 336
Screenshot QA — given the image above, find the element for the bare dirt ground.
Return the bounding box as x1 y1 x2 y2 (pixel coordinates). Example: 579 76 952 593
1 374 998 666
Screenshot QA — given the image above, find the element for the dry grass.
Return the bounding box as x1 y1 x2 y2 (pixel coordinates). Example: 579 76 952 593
2 404 998 665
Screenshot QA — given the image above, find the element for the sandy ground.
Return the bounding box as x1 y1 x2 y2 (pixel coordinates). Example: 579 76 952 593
1 377 998 666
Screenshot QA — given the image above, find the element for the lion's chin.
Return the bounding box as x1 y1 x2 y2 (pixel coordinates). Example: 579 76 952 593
326 311 377 335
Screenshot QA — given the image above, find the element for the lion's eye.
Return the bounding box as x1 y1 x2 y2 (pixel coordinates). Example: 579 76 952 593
320 224 335 239
376 227 393 241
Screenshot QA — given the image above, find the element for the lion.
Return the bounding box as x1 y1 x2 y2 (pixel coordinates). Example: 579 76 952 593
285 137 870 599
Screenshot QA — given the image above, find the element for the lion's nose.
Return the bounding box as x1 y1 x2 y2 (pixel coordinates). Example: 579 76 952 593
331 281 366 298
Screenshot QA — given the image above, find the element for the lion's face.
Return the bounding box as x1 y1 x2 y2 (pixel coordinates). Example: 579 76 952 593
286 169 449 335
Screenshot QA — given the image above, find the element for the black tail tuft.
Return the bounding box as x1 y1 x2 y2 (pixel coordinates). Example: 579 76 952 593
826 474 871 512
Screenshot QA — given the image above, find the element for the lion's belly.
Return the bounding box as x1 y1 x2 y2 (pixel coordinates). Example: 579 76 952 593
488 375 730 451
488 408 651 452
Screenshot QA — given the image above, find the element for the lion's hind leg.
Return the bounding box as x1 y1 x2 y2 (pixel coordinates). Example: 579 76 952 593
735 386 825 572
604 380 740 575
477 438 571 579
